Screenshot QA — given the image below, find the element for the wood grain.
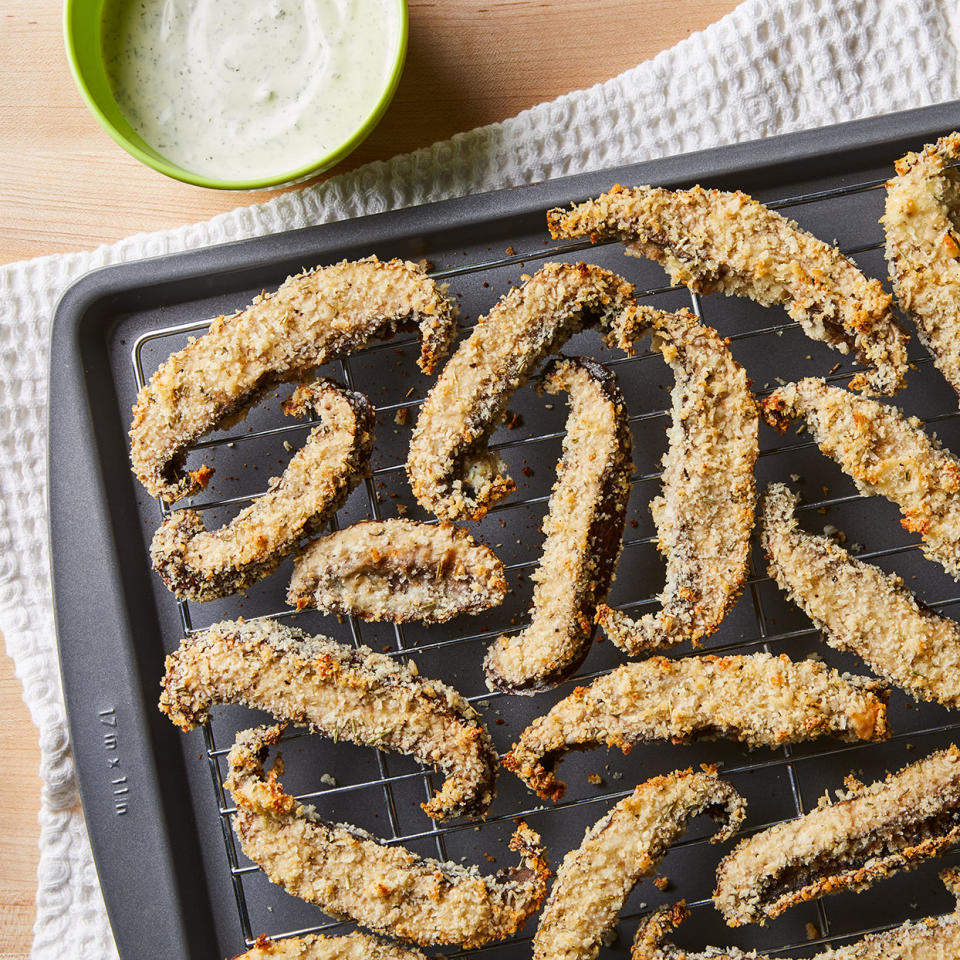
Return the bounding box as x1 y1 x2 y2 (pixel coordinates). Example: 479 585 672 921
0 1 739 956
0 659 42 960
0 0 738 264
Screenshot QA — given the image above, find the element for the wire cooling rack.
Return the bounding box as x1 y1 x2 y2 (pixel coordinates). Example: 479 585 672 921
130 172 960 958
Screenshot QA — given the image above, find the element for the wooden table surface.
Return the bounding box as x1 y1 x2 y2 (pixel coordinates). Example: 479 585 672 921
0 0 738 955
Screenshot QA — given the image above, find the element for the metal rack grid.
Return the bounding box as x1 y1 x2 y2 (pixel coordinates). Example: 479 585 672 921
131 171 960 957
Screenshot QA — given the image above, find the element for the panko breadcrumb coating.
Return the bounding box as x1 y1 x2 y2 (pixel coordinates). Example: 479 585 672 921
714 744 960 926
483 357 632 694
884 132 960 402
763 482 960 708
159 619 496 821
231 931 433 960
225 725 550 948
532 768 745 960
632 873 960 960
595 306 757 655
150 379 374 602
131 256 456 502
406 262 639 522
287 519 506 623
761 377 960 580
504 652 888 802
547 184 908 395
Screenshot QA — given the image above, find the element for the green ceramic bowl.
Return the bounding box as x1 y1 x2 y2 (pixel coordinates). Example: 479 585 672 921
64 0 408 190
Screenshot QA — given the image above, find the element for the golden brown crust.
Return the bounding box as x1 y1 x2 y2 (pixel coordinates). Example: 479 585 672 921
760 378 960 579
150 379 374 602
884 132 960 402
483 357 632 693
158 619 496 820
406 262 639 522
547 184 908 395
224 725 550 948
763 482 960 707
631 892 960 960
130 256 456 502
713 744 960 926
630 903 694 960
231 931 432 960
503 653 888 802
532 768 745 960
595 306 758 655
287 519 507 623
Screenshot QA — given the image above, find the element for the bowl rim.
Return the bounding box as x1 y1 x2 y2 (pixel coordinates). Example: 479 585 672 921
63 0 409 191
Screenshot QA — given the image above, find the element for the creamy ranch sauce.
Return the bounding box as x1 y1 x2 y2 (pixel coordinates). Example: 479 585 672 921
101 0 397 181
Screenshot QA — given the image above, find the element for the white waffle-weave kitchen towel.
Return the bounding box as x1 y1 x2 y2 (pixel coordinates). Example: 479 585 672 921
2 0 959 956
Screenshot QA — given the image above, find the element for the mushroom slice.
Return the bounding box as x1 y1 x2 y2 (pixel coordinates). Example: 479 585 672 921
884 132 960 401
151 379 374 602
131 256 456 502
761 377 960 580
532 768 745 960
714 744 960 926
287 519 506 623
763 481 960 708
232 931 433 960
159 619 496 821
406 262 638 522
547 184 908 395
632 873 960 960
504 652 888 802
595 306 758 655
224 725 550 948
484 357 632 693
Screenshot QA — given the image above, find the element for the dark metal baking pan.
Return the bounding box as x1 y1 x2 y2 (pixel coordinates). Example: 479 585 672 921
49 99 960 959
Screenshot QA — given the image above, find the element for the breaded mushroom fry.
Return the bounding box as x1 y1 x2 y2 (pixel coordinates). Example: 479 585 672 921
406 262 638 522
231 931 434 960
151 379 374 602
763 482 960 708
761 377 960 580
504 652 888 802
225 725 550 948
532 768 745 960
633 872 960 960
884 132 960 402
714 744 960 926
596 306 758 655
484 357 632 693
288 519 507 623
159 619 497 821
547 184 909 395
131 256 456 502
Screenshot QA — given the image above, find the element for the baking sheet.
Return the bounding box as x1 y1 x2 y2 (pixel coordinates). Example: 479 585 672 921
49 100 960 959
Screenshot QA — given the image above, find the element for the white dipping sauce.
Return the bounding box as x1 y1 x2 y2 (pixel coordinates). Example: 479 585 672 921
101 0 399 182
